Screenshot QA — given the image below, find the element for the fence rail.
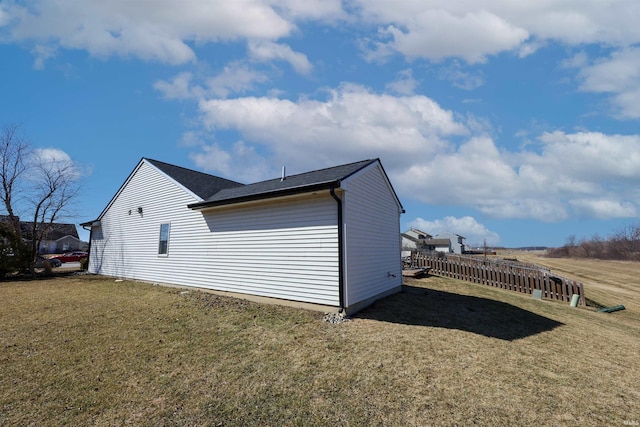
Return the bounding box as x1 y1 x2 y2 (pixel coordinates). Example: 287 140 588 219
408 253 585 306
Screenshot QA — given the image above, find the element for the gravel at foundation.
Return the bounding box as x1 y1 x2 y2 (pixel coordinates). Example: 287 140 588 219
323 312 351 324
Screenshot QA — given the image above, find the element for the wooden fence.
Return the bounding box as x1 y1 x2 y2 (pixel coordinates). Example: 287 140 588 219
408 253 586 306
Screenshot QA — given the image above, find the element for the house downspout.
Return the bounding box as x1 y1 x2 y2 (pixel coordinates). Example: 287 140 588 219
330 185 345 312
81 223 93 271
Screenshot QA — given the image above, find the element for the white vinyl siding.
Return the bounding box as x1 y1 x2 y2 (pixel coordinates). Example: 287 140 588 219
89 160 340 306
342 163 403 306
192 198 339 304
88 161 199 280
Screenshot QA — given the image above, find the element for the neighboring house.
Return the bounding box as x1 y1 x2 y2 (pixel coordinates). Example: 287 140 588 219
435 232 468 254
82 158 404 314
422 238 452 253
0 215 85 254
401 234 417 257
401 228 433 256
26 222 86 254
403 228 432 241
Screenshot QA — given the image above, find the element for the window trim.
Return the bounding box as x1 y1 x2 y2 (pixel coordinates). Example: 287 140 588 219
158 223 170 256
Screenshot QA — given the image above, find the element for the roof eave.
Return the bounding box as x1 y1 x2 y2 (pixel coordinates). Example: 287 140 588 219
188 181 339 210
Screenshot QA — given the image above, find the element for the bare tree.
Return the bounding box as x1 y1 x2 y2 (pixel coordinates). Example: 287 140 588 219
0 124 82 275
611 224 640 260
0 124 29 239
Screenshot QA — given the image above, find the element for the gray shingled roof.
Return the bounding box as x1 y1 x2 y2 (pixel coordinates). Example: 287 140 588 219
189 159 378 209
423 239 452 247
19 222 79 240
147 158 244 200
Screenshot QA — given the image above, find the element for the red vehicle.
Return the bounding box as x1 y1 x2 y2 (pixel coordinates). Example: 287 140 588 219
51 251 88 263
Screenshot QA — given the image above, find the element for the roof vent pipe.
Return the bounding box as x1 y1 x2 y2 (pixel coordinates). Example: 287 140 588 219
281 165 286 181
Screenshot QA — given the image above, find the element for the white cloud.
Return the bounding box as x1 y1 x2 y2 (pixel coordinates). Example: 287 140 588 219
577 47 640 119
274 0 345 21
179 130 205 147
154 72 196 100
407 216 501 246
5 0 640 68
189 140 270 183
579 48 640 93
399 130 640 221
395 136 519 204
248 41 313 75
378 10 529 63
386 69 419 95
33 147 72 164
154 64 270 100
561 51 588 69
183 85 640 222
514 2 640 46
518 40 545 58
30 147 84 180
0 5 9 27
1 0 308 65
4 0 640 112
438 61 484 90
356 1 640 63
351 2 640 114
195 84 468 174
31 44 57 70
535 131 640 181
206 63 270 98
569 199 637 219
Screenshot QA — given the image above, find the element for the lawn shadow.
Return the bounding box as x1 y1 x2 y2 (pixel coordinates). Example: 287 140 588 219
355 285 564 341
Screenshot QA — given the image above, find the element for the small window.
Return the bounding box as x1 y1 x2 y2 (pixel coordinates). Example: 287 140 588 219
158 223 170 255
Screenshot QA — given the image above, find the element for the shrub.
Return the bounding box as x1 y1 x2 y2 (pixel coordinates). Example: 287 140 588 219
549 223 640 261
79 256 89 271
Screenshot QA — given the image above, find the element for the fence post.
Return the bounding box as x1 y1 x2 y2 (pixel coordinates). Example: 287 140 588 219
577 282 586 306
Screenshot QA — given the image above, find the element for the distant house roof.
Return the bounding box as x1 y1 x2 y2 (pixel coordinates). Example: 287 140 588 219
436 232 466 240
19 222 79 240
403 228 433 240
146 158 243 199
423 238 451 247
401 233 420 243
189 159 383 209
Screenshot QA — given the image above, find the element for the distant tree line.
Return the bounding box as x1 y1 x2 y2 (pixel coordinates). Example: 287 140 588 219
547 224 640 261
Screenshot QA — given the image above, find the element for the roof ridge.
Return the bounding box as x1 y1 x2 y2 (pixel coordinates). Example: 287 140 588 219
256 158 377 184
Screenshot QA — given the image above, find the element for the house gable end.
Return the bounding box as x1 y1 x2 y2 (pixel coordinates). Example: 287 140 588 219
89 158 241 223
340 160 404 213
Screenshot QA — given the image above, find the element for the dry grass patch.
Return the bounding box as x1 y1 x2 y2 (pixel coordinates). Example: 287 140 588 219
1 274 639 426
504 250 640 317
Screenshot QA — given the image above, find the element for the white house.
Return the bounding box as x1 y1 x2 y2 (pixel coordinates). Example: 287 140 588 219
422 238 452 253
83 158 404 314
403 228 432 242
435 232 468 254
37 223 86 254
401 229 433 257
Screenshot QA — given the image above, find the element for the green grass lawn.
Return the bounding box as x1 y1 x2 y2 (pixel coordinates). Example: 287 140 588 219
1 274 639 426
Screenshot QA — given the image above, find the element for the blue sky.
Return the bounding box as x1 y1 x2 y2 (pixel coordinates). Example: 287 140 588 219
1 1 639 247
